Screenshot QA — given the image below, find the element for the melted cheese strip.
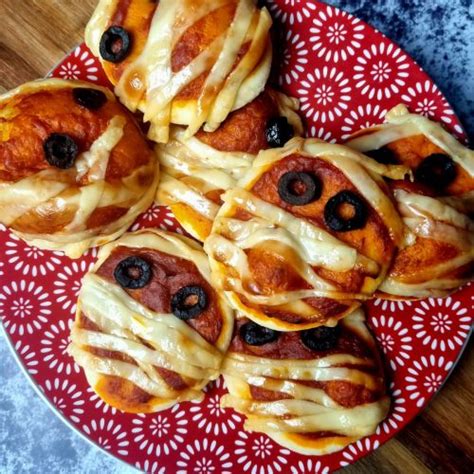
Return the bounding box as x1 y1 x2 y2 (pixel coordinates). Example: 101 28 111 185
347 104 474 177
69 229 234 409
224 398 390 437
0 81 159 258
205 138 403 327
221 309 389 448
88 0 272 142
379 190 474 297
155 91 303 239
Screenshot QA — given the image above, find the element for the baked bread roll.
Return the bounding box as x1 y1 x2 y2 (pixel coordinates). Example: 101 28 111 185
68 229 234 413
156 88 303 241
0 79 159 258
204 137 405 330
85 0 273 143
347 105 474 298
221 309 390 455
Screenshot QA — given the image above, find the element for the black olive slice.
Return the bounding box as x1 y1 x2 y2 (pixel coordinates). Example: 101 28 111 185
265 117 295 148
414 153 457 189
114 256 152 289
73 88 108 110
239 321 280 346
43 134 79 169
301 326 340 352
278 171 322 206
171 285 208 320
100 26 132 63
324 190 367 232
365 147 399 165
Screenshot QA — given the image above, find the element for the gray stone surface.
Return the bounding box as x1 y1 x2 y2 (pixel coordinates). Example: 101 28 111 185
1 1 472 473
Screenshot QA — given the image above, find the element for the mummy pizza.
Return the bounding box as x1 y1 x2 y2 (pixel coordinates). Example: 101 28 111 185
85 0 273 142
0 79 159 258
221 309 390 455
156 88 303 241
68 229 234 413
205 137 406 330
347 105 474 298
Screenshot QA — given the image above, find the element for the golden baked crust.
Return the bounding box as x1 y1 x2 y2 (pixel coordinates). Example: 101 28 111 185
85 0 273 142
221 310 389 455
0 78 159 258
156 88 303 241
205 137 404 330
69 229 234 413
347 105 474 298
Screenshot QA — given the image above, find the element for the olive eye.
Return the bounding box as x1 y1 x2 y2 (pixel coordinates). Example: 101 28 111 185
301 326 340 351
73 88 107 110
239 321 280 346
324 190 367 232
278 171 322 206
365 147 398 165
100 26 132 63
171 285 208 320
43 134 79 169
414 153 456 189
114 256 152 289
265 117 295 148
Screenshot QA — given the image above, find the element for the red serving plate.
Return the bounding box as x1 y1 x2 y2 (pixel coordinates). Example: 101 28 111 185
1 1 472 472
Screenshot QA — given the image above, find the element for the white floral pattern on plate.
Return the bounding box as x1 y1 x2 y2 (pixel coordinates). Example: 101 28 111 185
412 297 471 351
135 460 166 474
340 104 387 139
132 405 188 457
190 393 242 436
298 66 351 123
58 46 99 81
5 234 62 277
354 43 410 100
14 340 39 375
53 260 95 315
82 418 129 456
401 80 455 125
267 0 318 26
235 431 290 474
40 318 80 375
42 378 85 423
88 388 118 416
280 30 308 85
309 4 364 63
340 438 381 467
0 280 52 336
290 459 330 474
405 355 453 408
376 383 407 435
370 314 413 370
176 438 232 474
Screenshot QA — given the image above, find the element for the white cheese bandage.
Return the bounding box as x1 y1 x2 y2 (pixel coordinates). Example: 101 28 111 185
0 79 159 258
204 137 404 330
155 90 303 241
221 309 390 456
68 229 234 413
86 0 273 143
346 104 474 297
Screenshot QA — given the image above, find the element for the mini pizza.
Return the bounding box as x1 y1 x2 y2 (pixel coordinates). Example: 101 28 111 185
221 309 390 455
85 0 273 143
347 105 474 298
204 137 405 330
0 79 159 258
68 229 234 413
156 88 303 241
